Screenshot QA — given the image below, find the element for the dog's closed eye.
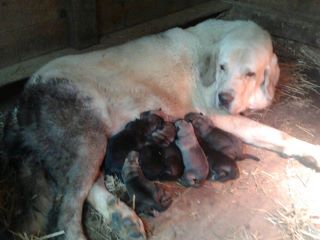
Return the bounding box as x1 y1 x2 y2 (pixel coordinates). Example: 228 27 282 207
246 71 256 77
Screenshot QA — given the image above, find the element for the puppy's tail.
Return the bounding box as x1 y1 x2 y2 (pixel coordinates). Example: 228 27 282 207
237 153 260 162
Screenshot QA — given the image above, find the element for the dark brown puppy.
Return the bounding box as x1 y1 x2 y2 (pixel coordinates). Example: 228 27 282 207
121 151 172 216
175 119 209 187
185 112 259 182
139 143 184 181
104 110 177 180
207 150 240 182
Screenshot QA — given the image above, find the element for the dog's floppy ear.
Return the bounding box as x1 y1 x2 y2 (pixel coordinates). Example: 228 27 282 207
249 53 280 110
262 53 280 101
199 53 217 87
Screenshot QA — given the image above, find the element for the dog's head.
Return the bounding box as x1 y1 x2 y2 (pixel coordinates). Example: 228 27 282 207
199 22 280 114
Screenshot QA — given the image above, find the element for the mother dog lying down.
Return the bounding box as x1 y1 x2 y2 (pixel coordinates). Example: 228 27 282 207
3 19 320 239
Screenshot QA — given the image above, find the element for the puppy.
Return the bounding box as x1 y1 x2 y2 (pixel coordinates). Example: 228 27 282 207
105 111 173 180
121 151 172 216
185 112 259 182
139 143 184 181
207 150 240 182
175 120 209 187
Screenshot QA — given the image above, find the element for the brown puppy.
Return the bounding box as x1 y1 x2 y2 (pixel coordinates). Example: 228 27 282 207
185 112 259 182
121 151 172 216
105 110 176 180
139 143 184 181
175 120 209 187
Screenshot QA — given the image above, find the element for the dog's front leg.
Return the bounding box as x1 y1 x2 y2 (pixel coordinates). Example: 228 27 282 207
209 114 320 171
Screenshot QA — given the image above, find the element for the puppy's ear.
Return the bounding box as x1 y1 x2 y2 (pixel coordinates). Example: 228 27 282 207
200 53 216 87
262 53 280 100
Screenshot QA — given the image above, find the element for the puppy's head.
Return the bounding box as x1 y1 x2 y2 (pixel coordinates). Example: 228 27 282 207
125 111 164 137
184 112 213 138
180 171 203 187
200 23 280 114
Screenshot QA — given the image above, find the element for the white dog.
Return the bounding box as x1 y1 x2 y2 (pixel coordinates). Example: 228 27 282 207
3 19 320 240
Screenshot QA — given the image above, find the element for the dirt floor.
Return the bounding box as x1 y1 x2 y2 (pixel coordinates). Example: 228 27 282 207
1 26 320 240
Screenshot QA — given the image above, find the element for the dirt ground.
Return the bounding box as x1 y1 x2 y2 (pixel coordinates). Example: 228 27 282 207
1 27 320 240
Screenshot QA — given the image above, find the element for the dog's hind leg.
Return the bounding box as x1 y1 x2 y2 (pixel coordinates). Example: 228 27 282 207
4 79 109 239
55 143 107 240
87 176 146 240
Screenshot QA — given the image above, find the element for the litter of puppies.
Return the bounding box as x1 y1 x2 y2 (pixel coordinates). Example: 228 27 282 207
104 109 260 216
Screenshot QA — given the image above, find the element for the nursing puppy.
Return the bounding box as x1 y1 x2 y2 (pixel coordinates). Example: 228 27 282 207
185 112 259 182
175 119 209 187
121 151 172 216
185 112 260 161
105 110 176 180
207 150 240 182
139 143 184 181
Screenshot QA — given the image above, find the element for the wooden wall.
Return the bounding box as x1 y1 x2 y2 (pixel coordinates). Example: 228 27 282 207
1 0 320 86
227 0 320 49
97 0 208 34
0 0 209 70
0 0 69 69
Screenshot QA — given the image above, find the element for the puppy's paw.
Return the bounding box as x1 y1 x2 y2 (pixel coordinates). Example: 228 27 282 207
140 109 176 122
186 114 213 138
155 183 173 211
109 199 146 239
149 122 176 147
184 112 203 122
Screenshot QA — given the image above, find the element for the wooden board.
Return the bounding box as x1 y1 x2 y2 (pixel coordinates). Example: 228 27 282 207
0 0 69 68
67 0 98 49
230 2 320 49
0 0 231 87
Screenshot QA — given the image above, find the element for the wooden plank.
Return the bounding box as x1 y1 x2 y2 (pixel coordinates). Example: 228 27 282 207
96 0 126 35
66 0 98 49
230 3 320 49
0 19 69 68
0 0 231 87
96 0 210 35
100 0 232 43
0 0 65 32
232 0 320 22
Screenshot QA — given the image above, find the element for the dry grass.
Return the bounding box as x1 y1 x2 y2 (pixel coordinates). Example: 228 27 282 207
275 60 320 105
265 201 320 240
10 230 65 240
228 226 261 240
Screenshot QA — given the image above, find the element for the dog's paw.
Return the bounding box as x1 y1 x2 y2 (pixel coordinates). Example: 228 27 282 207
109 199 146 239
297 144 320 172
284 141 320 172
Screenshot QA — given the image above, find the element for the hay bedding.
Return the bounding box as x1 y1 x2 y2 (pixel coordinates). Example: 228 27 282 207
0 45 320 240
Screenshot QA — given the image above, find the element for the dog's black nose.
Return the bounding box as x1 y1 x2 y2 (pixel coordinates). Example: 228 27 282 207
218 92 234 108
